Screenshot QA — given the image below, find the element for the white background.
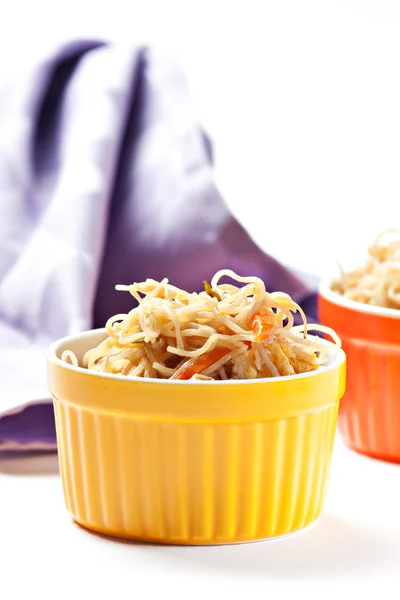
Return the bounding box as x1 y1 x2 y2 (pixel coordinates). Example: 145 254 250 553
1 2 400 596
2 1 400 277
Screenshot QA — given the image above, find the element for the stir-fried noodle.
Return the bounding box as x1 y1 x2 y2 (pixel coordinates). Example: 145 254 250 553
62 270 340 380
332 230 400 308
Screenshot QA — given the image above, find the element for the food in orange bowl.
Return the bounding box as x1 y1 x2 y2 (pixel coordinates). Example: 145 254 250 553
319 230 400 462
48 270 345 544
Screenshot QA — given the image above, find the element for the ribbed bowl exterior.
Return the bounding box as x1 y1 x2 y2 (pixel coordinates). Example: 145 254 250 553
337 336 400 462
48 328 346 545
53 399 339 544
319 285 400 463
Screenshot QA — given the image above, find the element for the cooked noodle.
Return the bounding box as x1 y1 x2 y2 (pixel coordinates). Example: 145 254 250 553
332 229 400 308
62 269 340 380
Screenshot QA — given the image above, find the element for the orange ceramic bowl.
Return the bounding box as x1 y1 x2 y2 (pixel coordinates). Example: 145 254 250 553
47 328 345 545
319 281 400 463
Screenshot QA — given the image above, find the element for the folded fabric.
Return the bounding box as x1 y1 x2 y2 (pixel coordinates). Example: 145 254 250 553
0 40 316 451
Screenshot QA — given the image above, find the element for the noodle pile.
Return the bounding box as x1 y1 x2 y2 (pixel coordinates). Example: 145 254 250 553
62 270 340 380
332 230 400 308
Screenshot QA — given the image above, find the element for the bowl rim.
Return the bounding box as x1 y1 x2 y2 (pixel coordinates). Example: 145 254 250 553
318 279 400 320
47 327 346 386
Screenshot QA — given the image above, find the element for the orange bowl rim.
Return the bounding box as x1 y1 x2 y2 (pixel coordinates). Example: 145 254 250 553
319 279 400 320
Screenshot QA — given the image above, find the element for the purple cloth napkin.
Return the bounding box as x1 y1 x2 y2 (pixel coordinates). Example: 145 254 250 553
0 40 316 451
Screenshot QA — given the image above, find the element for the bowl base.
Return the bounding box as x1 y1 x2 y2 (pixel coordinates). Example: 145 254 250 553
71 515 319 546
346 443 400 465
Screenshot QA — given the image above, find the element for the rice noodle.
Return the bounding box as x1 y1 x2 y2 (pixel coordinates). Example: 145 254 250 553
62 270 340 380
332 229 400 308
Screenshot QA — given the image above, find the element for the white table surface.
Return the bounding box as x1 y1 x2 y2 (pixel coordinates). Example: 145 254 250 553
1 435 399 599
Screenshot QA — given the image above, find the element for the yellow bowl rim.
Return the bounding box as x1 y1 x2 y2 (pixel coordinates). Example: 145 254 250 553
47 327 346 386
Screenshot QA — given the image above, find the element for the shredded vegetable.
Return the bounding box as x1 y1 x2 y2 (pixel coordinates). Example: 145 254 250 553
62 269 340 380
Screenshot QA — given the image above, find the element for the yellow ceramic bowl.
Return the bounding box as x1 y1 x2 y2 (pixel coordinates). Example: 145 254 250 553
47 328 346 545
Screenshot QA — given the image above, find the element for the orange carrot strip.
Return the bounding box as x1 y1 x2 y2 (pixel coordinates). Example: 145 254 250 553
176 346 231 380
252 310 274 342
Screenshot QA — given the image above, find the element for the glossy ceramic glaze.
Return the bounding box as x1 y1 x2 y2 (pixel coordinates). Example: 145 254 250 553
319 281 400 463
47 328 346 544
